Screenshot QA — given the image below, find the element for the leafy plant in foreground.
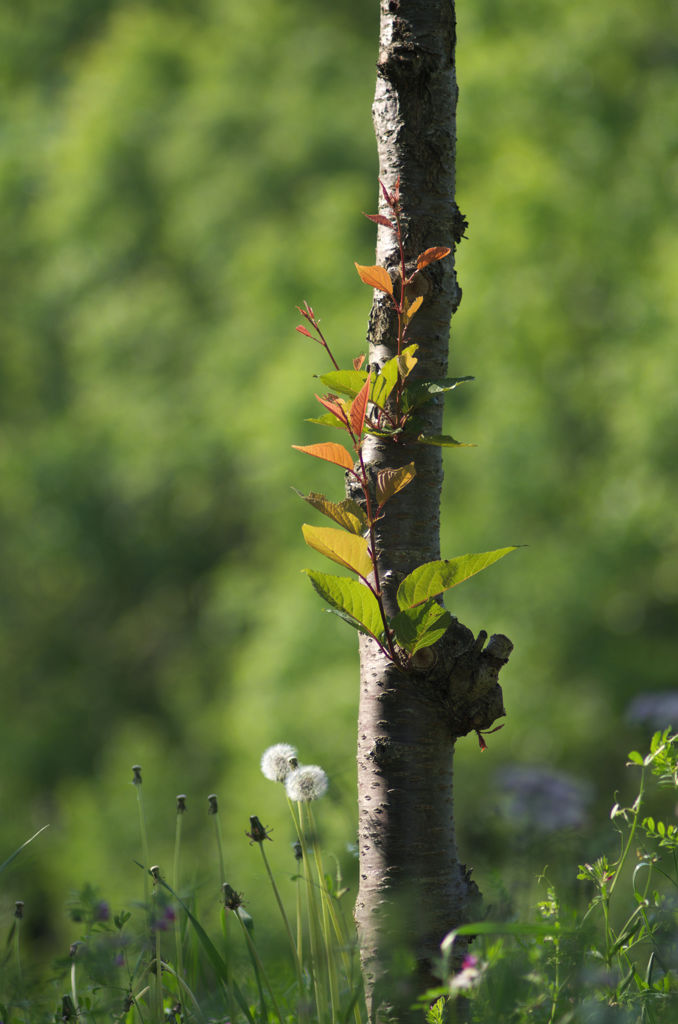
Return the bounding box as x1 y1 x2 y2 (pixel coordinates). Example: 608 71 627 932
294 180 516 670
432 730 678 1022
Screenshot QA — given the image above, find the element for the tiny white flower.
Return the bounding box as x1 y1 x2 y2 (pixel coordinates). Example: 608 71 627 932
285 765 328 802
261 743 298 783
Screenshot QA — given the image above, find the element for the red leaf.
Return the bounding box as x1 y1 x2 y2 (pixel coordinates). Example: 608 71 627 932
315 393 349 426
416 246 451 271
296 325 313 338
379 179 393 205
363 213 396 229
292 442 355 471
350 376 370 438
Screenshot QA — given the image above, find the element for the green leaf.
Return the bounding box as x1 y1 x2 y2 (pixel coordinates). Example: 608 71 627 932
371 357 400 409
425 376 475 394
318 369 369 399
406 377 475 410
293 490 367 534
371 345 419 409
305 414 347 430
397 548 518 610
304 570 383 638
302 524 372 577
0 825 50 875
417 434 475 447
390 600 452 654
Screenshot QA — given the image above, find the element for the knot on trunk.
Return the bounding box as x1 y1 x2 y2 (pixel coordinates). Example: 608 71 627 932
413 618 513 739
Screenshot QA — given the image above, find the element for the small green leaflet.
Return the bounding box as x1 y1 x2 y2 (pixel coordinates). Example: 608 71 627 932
390 599 452 654
424 376 475 394
304 570 383 638
417 434 475 447
293 490 367 535
397 548 518 610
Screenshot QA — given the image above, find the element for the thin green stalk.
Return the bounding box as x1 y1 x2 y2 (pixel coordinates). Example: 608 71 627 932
208 795 231 985
609 770 646 901
304 802 339 1021
132 767 151 914
288 797 328 1024
234 909 285 1024
173 795 187 984
150 868 165 1024
258 840 304 986
13 902 23 986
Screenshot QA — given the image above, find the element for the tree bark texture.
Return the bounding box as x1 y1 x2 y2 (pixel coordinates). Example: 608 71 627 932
354 3 512 1020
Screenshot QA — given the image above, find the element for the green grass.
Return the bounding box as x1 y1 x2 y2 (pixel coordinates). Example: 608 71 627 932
2 734 678 1022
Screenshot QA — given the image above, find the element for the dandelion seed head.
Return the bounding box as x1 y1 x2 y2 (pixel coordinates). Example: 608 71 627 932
285 764 328 802
261 743 298 782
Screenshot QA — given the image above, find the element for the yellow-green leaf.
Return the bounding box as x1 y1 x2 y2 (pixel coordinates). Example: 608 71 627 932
302 524 373 577
293 490 367 534
403 295 424 323
397 345 418 379
397 548 518 610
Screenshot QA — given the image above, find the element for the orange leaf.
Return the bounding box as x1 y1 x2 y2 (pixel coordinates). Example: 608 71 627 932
292 442 355 471
350 376 370 437
416 246 451 271
354 263 394 297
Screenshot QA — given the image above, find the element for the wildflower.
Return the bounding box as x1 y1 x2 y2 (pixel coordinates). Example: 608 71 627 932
449 953 484 994
222 883 244 912
246 815 272 844
94 900 110 922
497 765 591 832
152 905 176 932
285 765 328 802
261 743 298 783
626 692 678 729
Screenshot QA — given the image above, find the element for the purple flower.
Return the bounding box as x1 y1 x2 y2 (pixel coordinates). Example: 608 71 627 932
497 765 591 832
627 692 678 730
95 900 110 922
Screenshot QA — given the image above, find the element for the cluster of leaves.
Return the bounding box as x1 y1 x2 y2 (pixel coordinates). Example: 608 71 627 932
428 730 678 1022
294 181 515 667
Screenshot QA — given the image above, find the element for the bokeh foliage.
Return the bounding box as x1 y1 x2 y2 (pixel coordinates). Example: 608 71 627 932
1 0 676 956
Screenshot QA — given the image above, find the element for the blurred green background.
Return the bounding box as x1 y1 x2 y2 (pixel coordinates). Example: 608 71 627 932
1 0 677 959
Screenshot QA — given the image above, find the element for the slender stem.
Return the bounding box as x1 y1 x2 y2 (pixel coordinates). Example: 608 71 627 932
356 450 401 665
173 803 185 984
235 910 285 1024
258 842 304 985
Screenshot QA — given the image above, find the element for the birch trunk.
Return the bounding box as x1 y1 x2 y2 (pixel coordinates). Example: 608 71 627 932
354 3 512 1020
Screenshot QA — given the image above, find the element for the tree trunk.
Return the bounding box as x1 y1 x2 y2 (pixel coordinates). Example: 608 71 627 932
354 3 512 1020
